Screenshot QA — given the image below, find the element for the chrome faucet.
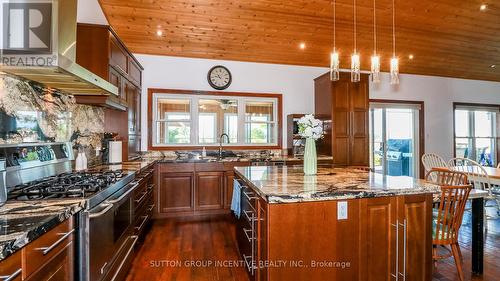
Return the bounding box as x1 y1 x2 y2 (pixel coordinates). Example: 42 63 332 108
219 133 230 159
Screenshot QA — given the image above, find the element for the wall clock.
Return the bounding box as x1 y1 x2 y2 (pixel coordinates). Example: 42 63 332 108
207 65 232 90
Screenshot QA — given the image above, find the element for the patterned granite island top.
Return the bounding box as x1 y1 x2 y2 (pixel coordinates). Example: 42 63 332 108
234 166 440 204
0 199 85 261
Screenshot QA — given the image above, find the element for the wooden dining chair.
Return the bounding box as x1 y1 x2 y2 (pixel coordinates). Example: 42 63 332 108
448 158 499 213
426 169 472 281
422 153 448 174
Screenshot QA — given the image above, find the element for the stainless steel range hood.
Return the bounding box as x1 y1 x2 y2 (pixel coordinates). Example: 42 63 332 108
0 0 118 96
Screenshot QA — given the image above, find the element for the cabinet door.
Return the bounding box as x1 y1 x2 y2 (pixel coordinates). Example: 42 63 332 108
359 197 397 281
134 86 141 135
224 171 235 209
158 172 194 213
397 194 433 281
349 78 369 166
196 172 224 211
126 81 136 134
108 67 123 100
128 59 142 86
109 36 128 74
26 241 74 281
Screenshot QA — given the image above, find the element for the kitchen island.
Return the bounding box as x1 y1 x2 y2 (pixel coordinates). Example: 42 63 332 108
234 165 440 281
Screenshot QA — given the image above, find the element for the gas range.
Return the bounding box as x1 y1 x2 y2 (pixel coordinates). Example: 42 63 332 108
7 169 136 209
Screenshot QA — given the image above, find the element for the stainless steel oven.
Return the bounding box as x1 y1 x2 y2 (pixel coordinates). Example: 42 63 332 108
81 181 139 281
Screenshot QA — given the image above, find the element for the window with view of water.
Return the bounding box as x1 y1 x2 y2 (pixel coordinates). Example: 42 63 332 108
454 105 498 166
151 93 279 147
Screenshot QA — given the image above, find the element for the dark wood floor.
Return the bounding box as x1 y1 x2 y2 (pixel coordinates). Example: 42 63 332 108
126 209 499 281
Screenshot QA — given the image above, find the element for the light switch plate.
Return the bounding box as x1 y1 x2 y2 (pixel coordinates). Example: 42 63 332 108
337 201 348 220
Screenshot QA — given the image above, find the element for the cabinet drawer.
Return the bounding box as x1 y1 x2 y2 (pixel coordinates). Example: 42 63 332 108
0 250 22 281
25 218 74 277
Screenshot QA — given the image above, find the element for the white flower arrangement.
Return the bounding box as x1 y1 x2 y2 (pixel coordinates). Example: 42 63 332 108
297 114 324 140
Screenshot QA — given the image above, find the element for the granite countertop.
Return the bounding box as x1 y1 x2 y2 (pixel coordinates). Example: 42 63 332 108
94 159 157 173
0 199 85 261
234 165 440 204
149 155 333 164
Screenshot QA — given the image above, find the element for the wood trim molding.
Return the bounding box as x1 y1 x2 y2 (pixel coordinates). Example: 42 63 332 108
369 99 426 179
147 88 283 151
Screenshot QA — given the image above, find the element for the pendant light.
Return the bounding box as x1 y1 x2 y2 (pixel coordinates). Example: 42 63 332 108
351 0 360 82
370 0 381 83
330 0 340 81
390 0 399 85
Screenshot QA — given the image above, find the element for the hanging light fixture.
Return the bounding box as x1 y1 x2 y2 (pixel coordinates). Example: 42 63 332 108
330 0 340 81
390 0 399 85
351 0 360 82
370 0 380 83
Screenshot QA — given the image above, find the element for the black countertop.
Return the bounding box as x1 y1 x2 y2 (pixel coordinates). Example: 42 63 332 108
0 199 85 261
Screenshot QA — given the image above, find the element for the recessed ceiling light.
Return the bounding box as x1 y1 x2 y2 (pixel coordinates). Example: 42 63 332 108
156 30 163 36
480 4 488 11
491 64 496 68
299 42 306 50
408 54 414 60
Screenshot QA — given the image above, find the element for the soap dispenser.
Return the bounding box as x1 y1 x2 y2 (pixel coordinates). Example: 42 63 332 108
75 146 85 171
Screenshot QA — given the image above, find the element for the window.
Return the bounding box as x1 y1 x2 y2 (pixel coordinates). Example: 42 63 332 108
454 104 498 167
151 91 280 147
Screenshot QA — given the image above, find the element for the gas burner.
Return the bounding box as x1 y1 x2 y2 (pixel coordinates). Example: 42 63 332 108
8 170 125 200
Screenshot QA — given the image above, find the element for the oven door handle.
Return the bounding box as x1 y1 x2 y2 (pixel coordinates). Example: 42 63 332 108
108 183 138 204
89 202 113 218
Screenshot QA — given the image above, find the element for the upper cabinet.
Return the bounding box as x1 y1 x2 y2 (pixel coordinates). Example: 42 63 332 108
314 72 369 166
75 23 144 108
76 23 144 160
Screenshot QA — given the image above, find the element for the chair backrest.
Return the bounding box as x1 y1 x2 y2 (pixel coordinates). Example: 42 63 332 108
497 162 500 169
426 168 471 244
422 154 449 181
425 168 468 186
448 157 492 193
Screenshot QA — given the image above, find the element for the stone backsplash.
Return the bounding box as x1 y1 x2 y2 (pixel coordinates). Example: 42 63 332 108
0 75 105 166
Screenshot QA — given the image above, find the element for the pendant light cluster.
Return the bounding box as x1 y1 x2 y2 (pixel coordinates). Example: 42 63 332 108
329 0 400 85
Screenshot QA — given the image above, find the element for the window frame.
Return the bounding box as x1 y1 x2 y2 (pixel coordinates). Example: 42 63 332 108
453 102 500 167
148 88 283 150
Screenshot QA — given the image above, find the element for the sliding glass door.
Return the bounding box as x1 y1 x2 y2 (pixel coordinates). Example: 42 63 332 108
369 102 421 177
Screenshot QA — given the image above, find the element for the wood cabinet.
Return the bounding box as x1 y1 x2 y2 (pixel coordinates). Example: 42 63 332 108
155 162 250 218
158 172 195 214
0 217 75 281
196 172 224 210
0 250 22 281
76 23 144 160
234 172 432 281
314 72 369 166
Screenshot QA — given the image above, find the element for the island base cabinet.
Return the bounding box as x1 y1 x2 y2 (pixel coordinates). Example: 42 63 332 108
235 186 433 281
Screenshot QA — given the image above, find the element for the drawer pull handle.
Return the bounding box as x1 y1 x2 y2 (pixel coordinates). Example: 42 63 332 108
243 228 254 242
109 183 138 204
35 229 75 255
243 210 254 222
135 191 148 204
148 204 155 212
135 215 149 233
147 184 155 191
0 268 22 281
243 191 257 201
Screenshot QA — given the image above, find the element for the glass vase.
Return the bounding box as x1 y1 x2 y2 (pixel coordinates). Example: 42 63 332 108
303 138 317 175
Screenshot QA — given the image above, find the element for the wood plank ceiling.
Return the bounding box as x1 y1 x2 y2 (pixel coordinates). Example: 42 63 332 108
98 0 500 82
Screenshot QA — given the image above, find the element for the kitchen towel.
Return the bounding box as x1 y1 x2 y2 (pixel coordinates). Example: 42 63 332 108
231 179 241 218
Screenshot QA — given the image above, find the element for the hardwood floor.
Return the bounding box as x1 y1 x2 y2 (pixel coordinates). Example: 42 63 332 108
127 210 499 281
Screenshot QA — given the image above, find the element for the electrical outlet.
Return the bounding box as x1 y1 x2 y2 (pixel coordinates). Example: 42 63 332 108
337 201 348 220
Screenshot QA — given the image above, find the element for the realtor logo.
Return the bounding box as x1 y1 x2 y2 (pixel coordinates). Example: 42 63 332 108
1 1 52 54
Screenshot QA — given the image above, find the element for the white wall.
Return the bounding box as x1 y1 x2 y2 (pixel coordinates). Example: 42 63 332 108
135 54 327 150
135 54 500 159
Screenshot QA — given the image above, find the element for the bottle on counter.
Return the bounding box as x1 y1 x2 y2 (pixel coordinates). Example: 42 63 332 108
202 147 207 157
75 146 86 171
